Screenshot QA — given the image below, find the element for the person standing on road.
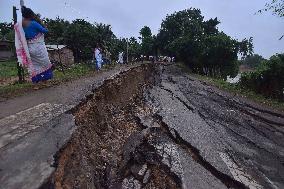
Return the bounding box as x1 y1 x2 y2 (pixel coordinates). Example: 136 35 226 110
95 46 103 70
14 3 53 83
117 52 124 64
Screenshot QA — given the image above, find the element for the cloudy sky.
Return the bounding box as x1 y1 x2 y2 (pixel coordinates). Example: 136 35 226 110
1 0 283 58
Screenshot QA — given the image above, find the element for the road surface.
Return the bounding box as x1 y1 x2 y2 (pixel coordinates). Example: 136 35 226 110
0 63 284 189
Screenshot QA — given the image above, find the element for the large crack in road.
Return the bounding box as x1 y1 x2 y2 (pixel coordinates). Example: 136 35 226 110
41 63 284 189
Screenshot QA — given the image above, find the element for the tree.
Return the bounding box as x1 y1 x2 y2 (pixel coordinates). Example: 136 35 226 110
240 54 266 68
63 19 96 61
110 38 127 61
259 0 284 39
203 18 220 35
128 37 140 61
259 0 284 17
43 18 119 62
94 23 115 48
157 8 205 56
238 37 254 58
156 8 253 78
200 33 240 78
0 22 13 40
139 26 154 56
43 17 70 44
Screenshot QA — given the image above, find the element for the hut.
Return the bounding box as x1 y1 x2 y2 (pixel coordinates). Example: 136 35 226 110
0 40 14 61
46 45 74 66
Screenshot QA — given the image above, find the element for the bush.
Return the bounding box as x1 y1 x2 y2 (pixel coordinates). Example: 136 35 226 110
240 54 284 101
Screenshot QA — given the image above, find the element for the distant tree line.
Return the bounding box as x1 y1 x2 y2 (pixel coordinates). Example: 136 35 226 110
1 8 254 78
42 18 126 62
1 5 282 101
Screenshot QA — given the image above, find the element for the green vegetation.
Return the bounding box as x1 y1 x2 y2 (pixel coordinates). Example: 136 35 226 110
0 60 18 78
53 63 93 81
43 18 151 62
139 26 155 57
0 60 93 80
128 37 141 61
156 9 253 79
240 54 284 101
178 63 284 112
0 22 14 41
0 63 94 99
206 77 284 112
239 54 266 69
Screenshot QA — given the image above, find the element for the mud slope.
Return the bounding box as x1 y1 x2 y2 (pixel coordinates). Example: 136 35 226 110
48 63 284 189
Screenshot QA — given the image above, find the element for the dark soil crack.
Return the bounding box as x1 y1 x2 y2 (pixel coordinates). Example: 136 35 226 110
160 86 195 111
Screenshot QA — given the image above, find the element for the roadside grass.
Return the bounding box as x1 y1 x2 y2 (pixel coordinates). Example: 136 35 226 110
0 60 18 78
53 63 94 82
0 63 94 100
177 63 284 112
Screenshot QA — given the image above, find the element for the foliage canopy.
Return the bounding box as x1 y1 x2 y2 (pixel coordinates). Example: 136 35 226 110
157 8 253 78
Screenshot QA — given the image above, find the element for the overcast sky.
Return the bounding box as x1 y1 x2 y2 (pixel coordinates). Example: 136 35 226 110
1 0 283 58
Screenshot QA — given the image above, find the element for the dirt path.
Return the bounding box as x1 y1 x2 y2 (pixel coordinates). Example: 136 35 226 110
1 63 284 189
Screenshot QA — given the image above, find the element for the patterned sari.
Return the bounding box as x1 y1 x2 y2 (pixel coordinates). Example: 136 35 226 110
15 21 53 83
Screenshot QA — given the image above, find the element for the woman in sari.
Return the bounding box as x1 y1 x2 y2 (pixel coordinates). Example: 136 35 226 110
15 6 53 83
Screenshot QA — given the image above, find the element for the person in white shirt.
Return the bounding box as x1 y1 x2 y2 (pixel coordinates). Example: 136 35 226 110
95 47 103 70
117 52 124 64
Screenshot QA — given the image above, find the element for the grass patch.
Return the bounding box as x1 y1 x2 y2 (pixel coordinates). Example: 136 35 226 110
0 82 33 97
0 63 94 100
177 63 284 112
0 60 18 78
53 63 94 82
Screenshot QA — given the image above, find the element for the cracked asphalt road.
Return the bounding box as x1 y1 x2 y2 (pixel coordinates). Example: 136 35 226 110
0 63 284 189
144 64 284 189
